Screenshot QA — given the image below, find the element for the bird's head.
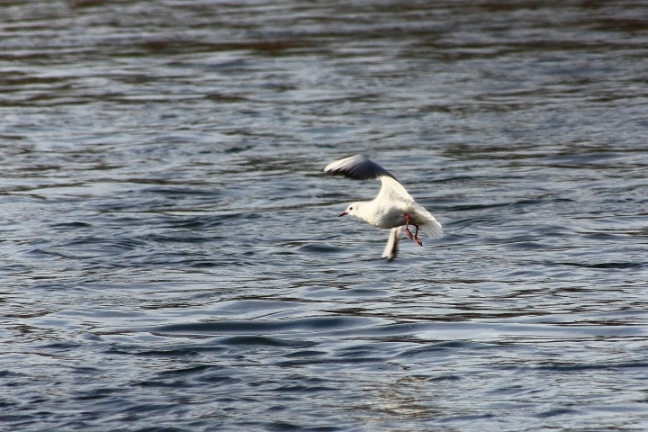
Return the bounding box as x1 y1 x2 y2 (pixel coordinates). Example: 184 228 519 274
339 202 361 218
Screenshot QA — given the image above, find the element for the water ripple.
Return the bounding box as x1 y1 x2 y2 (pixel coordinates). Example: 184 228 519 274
2 1 648 431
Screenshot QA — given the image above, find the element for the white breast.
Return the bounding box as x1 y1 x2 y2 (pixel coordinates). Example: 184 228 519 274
363 201 408 229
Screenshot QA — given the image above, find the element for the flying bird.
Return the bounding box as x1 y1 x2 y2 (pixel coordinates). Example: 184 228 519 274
323 155 442 260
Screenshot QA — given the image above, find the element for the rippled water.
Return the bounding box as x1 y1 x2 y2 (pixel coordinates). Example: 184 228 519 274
2 1 648 430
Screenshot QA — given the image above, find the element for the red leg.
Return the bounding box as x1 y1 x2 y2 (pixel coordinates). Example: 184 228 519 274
404 214 414 239
413 224 422 246
404 214 423 246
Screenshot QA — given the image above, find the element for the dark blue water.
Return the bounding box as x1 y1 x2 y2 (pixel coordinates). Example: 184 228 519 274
2 1 648 430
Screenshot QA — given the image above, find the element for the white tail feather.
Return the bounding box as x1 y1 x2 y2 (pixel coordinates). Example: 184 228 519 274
414 204 443 239
420 219 443 239
417 206 443 238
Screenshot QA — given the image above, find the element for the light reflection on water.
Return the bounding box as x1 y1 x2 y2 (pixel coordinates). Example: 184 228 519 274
1 1 648 430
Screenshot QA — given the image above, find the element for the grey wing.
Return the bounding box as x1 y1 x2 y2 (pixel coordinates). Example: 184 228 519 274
323 155 397 181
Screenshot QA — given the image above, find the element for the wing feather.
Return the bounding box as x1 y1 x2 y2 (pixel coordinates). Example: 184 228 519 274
376 175 414 203
323 155 396 181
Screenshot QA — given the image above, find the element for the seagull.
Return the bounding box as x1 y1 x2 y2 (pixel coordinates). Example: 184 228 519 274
323 155 442 260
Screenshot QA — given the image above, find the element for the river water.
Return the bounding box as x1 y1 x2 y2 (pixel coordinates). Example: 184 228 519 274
2 1 648 431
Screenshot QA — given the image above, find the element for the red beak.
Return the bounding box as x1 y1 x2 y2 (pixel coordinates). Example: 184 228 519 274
338 211 348 217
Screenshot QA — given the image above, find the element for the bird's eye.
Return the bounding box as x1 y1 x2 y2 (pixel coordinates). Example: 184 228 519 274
349 207 353 210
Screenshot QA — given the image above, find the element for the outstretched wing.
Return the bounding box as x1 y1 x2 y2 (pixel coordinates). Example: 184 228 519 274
376 175 415 203
323 155 397 181
324 154 416 203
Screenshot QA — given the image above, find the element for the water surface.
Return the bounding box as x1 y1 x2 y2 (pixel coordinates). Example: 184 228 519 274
1 1 648 431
